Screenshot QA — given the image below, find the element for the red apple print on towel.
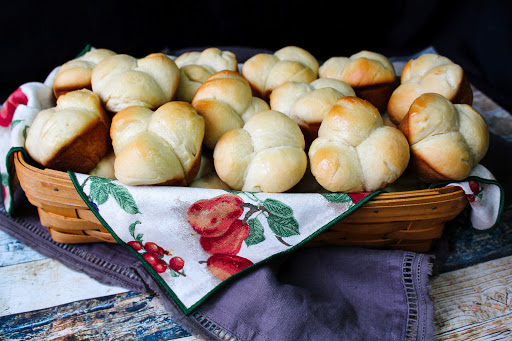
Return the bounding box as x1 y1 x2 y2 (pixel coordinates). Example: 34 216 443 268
0 87 28 127
188 194 244 237
206 254 254 281
189 192 301 280
200 219 250 255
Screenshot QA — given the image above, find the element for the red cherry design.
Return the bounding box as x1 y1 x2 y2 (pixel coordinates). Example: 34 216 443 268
144 242 165 257
169 257 185 272
142 252 160 266
152 259 168 274
127 240 144 251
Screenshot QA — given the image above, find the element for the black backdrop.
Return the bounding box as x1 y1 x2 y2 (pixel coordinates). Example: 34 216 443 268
1 0 511 113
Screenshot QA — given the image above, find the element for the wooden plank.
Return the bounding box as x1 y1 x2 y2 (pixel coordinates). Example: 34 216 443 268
0 258 128 317
0 230 47 267
0 292 206 340
431 255 512 337
436 313 512 340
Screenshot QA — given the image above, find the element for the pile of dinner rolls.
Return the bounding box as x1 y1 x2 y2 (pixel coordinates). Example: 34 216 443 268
24 46 489 193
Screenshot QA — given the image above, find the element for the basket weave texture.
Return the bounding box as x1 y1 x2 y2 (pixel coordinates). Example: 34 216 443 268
14 151 467 252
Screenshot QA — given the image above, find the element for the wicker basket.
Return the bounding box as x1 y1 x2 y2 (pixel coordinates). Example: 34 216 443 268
14 151 468 252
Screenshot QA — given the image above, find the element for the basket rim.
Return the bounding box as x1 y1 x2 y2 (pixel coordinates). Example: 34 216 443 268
13 149 467 202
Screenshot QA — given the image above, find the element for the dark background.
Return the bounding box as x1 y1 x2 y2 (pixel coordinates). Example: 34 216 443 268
1 0 511 113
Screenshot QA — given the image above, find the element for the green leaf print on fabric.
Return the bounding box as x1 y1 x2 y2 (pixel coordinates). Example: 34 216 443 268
129 220 143 242
261 198 294 218
245 218 266 246
1 173 9 187
10 119 23 131
320 192 353 204
267 215 300 237
82 176 141 214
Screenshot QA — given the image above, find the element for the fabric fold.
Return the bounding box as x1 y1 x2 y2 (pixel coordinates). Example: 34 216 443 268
191 247 435 341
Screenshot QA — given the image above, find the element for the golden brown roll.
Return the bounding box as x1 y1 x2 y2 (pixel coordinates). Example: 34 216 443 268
309 96 410 193
92 53 180 114
110 102 205 186
318 50 396 113
89 149 116 180
175 47 238 102
398 93 489 182
25 89 111 173
387 53 473 125
269 78 355 143
241 46 319 100
191 70 270 149
52 48 116 99
213 110 307 193
189 151 232 190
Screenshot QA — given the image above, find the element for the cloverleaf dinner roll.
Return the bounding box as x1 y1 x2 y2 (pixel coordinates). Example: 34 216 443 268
398 93 489 182
213 110 307 193
25 89 111 173
191 70 270 149
89 149 116 180
241 46 319 100
53 48 116 99
309 96 410 193
189 153 232 190
387 53 473 125
111 102 205 186
318 50 396 113
269 78 355 143
92 53 180 113
175 47 238 102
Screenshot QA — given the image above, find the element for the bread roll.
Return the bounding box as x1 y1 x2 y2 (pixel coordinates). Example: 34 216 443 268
241 46 319 100
387 53 473 125
309 96 410 192
269 78 355 143
25 89 111 173
111 102 204 186
89 149 116 179
398 93 488 182
53 48 116 98
189 151 231 189
92 53 180 113
175 48 238 102
319 50 396 112
213 110 307 193
191 70 270 149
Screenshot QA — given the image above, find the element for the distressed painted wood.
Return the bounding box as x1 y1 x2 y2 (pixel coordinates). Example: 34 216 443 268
0 258 128 317
0 229 47 267
0 291 205 340
3 230 512 339
431 255 512 339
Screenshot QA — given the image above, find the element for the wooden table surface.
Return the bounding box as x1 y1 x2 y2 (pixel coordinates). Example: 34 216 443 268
1 228 511 340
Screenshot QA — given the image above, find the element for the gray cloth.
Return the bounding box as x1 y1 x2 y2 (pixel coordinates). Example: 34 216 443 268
1 186 435 341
